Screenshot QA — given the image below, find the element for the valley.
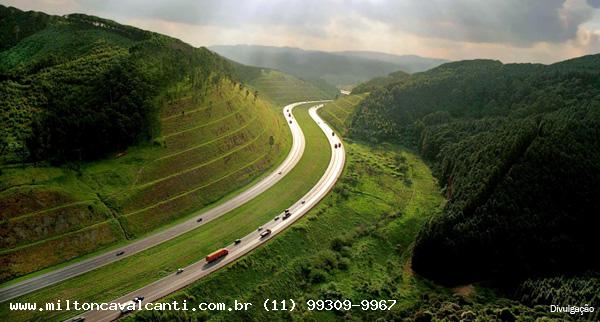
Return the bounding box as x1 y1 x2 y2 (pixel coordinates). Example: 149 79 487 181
1 3 599 321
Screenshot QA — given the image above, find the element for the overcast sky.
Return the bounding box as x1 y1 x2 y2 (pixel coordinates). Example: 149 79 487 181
3 0 600 63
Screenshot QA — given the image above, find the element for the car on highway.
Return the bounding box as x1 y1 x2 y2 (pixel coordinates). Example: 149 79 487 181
260 229 272 238
332 131 335 136
196 217 203 222
258 226 263 231
289 120 292 124
301 200 306 204
176 268 184 274
283 212 292 219
120 300 136 314
133 296 144 303
116 251 125 256
274 216 280 221
234 239 242 245
70 318 85 322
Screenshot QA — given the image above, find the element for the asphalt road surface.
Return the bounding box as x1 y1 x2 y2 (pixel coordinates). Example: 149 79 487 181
0 100 330 303
78 102 345 322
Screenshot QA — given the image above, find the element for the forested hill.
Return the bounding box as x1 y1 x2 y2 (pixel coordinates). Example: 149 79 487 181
351 70 410 94
347 54 600 286
0 5 234 163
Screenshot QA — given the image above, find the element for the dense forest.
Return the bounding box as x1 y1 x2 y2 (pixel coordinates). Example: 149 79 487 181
348 55 600 291
351 70 409 94
0 5 234 163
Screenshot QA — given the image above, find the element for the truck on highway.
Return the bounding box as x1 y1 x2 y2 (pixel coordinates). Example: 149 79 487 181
206 248 229 263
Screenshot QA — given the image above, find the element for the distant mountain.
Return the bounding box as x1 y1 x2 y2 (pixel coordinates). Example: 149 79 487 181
209 45 447 88
337 51 449 73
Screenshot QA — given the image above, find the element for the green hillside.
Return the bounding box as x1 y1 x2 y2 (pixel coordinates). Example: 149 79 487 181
1 102 329 322
127 141 446 322
347 55 600 292
351 70 410 94
241 68 337 106
318 93 369 134
0 6 290 282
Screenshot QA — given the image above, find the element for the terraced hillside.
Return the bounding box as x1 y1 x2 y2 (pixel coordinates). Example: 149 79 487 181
245 69 337 106
0 78 289 283
319 93 369 134
0 102 331 322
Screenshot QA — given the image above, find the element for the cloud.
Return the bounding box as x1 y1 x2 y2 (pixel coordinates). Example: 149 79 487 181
69 0 600 47
351 0 596 46
1 0 600 63
588 0 600 8
75 0 336 36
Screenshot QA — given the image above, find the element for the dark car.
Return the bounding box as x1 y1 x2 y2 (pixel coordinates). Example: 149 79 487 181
260 229 272 238
133 296 144 303
196 217 203 223
116 251 125 256
234 239 242 244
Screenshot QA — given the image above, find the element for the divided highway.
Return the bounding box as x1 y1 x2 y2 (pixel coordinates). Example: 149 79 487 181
0 100 329 303
79 102 345 321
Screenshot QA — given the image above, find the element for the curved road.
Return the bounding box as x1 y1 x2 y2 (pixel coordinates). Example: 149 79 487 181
0 100 330 303
78 102 345 321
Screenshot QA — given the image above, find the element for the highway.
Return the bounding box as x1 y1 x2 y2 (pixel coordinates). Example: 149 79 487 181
78 102 345 322
0 100 330 303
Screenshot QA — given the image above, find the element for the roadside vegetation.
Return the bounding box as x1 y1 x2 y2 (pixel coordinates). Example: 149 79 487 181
243 69 336 107
128 139 447 321
125 99 573 322
0 103 331 322
348 55 600 316
319 93 369 135
0 6 290 283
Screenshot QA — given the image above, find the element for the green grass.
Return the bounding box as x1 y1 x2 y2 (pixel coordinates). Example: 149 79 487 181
319 93 369 134
0 79 291 281
0 102 332 322
248 69 336 106
125 139 445 321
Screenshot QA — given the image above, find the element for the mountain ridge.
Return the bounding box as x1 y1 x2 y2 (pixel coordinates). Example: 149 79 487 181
209 44 447 87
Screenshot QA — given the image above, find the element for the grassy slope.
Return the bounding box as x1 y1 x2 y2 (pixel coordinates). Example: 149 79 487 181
1 7 297 282
126 104 569 322
127 140 444 321
0 77 290 282
246 69 337 107
319 93 369 134
0 102 331 322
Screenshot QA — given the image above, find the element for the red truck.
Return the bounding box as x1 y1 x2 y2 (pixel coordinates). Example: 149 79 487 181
206 248 228 263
